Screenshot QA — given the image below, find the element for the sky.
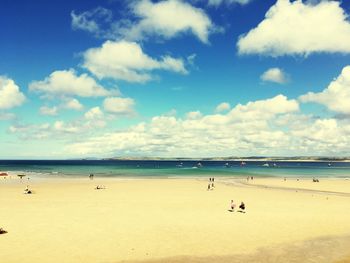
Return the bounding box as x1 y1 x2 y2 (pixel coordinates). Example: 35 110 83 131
1 0 350 159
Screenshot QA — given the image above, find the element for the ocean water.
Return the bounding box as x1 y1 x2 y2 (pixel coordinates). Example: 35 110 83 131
0 160 350 179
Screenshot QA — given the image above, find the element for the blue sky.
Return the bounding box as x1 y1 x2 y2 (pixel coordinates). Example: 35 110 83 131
1 0 350 158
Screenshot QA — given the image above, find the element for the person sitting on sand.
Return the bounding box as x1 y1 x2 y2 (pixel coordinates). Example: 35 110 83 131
230 200 236 212
239 202 245 213
95 185 106 190
24 185 32 194
0 228 7 234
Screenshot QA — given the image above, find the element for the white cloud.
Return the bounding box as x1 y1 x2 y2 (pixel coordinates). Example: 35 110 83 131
207 0 251 6
261 68 288 84
237 0 350 56
215 102 231 112
186 111 202 119
64 95 303 156
40 106 58 116
103 97 136 116
83 40 187 83
29 69 117 97
63 98 84 111
71 0 215 43
300 66 350 114
71 7 112 37
10 107 108 140
229 94 299 120
12 92 350 157
125 0 214 43
84 106 104 120
0 76 26 110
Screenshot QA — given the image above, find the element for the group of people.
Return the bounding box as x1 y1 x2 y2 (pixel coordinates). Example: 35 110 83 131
207 177 215 190
230 200 246 213
246 176 254 181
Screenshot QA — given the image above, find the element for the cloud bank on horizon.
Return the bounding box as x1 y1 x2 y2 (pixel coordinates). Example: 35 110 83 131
1 0 350 158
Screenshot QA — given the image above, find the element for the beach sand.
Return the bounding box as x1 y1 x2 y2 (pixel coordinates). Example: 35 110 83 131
1 177 350 263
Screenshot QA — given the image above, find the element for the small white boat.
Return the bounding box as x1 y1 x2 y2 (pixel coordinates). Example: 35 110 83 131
262 163 269 167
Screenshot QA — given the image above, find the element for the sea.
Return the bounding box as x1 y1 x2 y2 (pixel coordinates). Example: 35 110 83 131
0 160 350 179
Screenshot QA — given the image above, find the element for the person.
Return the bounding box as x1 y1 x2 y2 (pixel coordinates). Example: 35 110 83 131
230 200 236 212
24 185 32 194
211 182 215 189
207 184 211 191
239 201 245 213
89 174 94 180
0 228 7 234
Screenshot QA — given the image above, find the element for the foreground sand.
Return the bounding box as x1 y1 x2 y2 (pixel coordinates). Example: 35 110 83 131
1 176 350 263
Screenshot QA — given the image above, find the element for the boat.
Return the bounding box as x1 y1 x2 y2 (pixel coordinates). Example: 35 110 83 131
197 162 203 168
224 162 230 168
262 163 269 167
240 161 246 166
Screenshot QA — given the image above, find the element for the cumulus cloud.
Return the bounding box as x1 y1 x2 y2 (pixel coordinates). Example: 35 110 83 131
103 97 136 116
261 68 288 84
71 0 215 43
12 92 350 157
83 40 187 83
62 98 84 111
215 102 231 112
0 76 26 110
10 106 108 140
300 65 350 114
84 106 104 120
63 95 303 156
29 69 117 97
186 111 202 119
237 0 350 56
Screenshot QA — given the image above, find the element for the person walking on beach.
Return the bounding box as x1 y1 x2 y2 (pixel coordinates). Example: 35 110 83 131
207 183 211 191
239 201 246 213
230 200 236 212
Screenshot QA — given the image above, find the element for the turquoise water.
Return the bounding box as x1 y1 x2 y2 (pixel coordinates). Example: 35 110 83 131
0 160 350 178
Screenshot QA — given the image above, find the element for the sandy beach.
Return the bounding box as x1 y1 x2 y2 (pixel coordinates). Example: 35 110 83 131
1 176 350 263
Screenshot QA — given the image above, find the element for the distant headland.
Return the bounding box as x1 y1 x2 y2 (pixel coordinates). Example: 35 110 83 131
101 156 350 162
